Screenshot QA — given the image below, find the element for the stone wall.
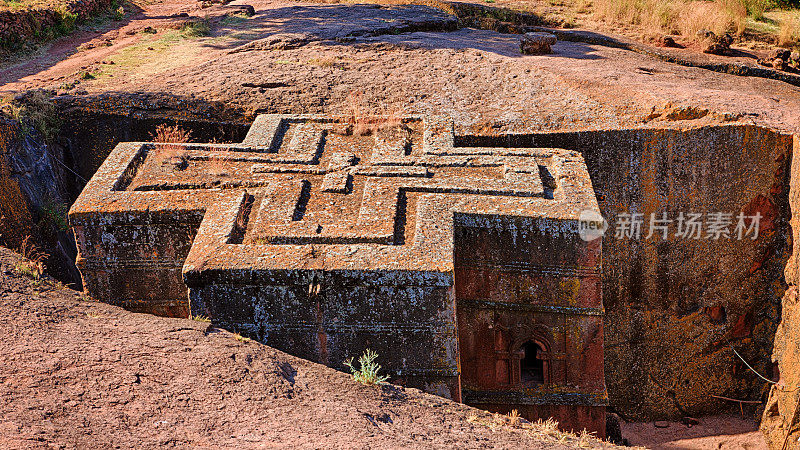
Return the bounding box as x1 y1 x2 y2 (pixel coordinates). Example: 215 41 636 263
455 216 606 435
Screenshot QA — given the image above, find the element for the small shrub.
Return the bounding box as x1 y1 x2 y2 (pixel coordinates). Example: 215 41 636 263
233 332 251 342
154 123 191 143
191 314 211 323
39 200 69 232
344 349 390 385
334 91 407 137
55 8 79 36
308 57 337 67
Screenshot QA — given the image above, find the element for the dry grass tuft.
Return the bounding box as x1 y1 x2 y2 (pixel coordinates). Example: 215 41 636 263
778 13 800 47
152 124 192 170
154 123 192 143
233 332 251 343
464 411 616 446
333 91 406 137
14 235 47 281
592 0 750 39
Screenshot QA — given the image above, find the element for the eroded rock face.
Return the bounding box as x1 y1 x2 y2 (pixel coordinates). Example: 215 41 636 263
0 118 79 284
69 114 608 436
0 120 34 249
583 125 790 420
762 135 800 450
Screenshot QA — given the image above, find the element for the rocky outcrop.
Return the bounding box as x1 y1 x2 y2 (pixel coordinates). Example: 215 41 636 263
698 31 733 56
0 121 34 248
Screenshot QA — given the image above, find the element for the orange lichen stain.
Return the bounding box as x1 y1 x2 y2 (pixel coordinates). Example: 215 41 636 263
0 123 34 248
558 278 581 306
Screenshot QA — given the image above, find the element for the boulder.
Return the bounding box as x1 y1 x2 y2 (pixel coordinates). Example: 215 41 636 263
656 35 681 48
774 49 791 61
700 31 733 56
520 32 557 55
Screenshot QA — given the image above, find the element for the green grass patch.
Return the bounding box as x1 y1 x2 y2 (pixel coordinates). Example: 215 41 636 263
181 18 211 38
220 11 250 26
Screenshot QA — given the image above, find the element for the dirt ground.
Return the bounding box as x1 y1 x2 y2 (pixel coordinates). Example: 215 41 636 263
0 246 617 449
0 245 771 448
2 0 800 134
621 415 767 449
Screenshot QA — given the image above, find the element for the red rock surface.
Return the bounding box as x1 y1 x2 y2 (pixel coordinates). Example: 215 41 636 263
0 245 616 448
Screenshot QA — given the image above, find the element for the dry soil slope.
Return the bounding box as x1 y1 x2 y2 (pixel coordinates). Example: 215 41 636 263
0 246 613 449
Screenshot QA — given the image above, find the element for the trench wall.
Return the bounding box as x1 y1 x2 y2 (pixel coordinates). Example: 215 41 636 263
58 110 250 197
0 110 248 285
0 117 79 283
460 124 793 420
761 135 800 450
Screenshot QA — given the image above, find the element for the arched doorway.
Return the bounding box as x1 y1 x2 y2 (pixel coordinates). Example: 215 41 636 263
519 340 547 386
